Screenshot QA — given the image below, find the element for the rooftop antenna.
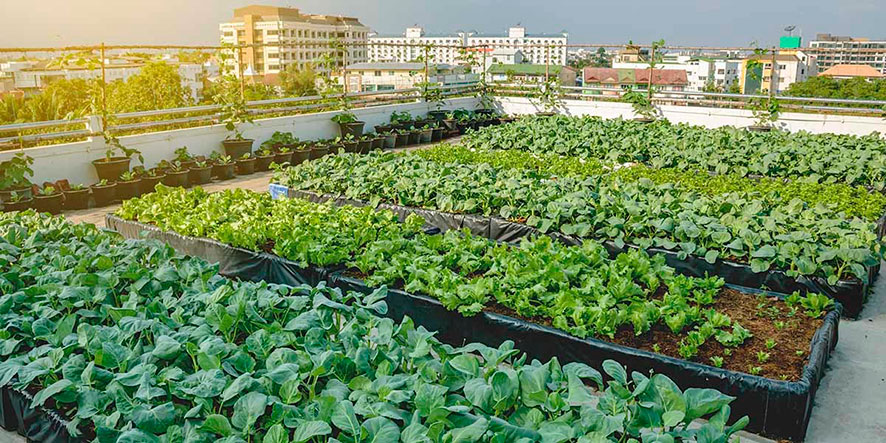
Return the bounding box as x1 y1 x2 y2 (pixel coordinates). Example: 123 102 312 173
784 25 796 36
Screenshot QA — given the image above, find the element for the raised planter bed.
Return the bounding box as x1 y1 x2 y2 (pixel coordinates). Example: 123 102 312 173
280 187 878 318
105 213 841 441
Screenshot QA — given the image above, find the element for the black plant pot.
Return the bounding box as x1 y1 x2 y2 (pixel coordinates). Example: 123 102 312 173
291 148 310 166
310 146 329 160
91 183 116 207
213 164 236 180
343 141 359 153
162 170 190 187
3 197 33 212
432 127 445 141
0 186 33 202
275 151 293 165
140 176 164 195
189 166 213 185
747 125 772 132
371 137 385 151
116 179 142 201
255 154 275 172
442 119 457 131
395 133 409 147
92 157 130 182
383 134 398 149
222 139 254 158
338 121 365 138
63 189 90 210
419 129 433 144
357 140 372 154
408 131 421 145
33 193 64 215
427 110 448 121
236 158 256 175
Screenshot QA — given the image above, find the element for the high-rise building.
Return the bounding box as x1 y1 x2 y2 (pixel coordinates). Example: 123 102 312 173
368 26 567 67
809 34 886 74
219 5 369 81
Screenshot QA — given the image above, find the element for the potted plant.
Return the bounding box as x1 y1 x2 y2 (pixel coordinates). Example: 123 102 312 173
442 112 458 132
91 179 116 207
407 127 421 145
116 170 142 201
431 124 446 142
212 154 236 180
748 96 780 132
140 168 165 195
531 77 563 116
189 160 213 185
217 76 255 158
390 111 413 130
0 153 35 202
292 144 311 166
255 148 276 171
382 131 398 149
162 161 190 187
342 134 359 153
92 132 143 182
236 153 256 175
621 89 660 123
331 110 364 139
63 184 90 210
3 191 33 212
33 185 64 214
274 146 293 165
356 135 372 154
370 133 386 151
394 129 410 148
418 125 434 144
375 123 392 134
311 143 330 160
174 146 197 170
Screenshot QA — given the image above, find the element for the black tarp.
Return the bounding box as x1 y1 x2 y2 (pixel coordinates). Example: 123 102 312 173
0 386 74 443
105 215 841 441
284 187 880 318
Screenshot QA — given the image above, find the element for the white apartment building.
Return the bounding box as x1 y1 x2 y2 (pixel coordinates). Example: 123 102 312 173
613 54 740 91
219 5 369 80
740 51 817 94
340 62 478 92
810 34 886 74
368 26 567 67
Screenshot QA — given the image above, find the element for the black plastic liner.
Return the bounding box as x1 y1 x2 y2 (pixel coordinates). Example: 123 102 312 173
106 216 329 287
106 215 840 441
284 187 880 318
0 386 75 443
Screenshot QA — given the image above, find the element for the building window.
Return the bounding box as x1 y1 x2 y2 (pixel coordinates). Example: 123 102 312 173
374 71 381 76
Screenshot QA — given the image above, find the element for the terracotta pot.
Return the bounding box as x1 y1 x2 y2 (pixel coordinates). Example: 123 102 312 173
92 157 130 182
33 192 64 215
91 183 116 207
254 154 275 171
116 179 142 201
63 189 90 210
3 197 33 212
162 170 190 187
140 175 164 195
221 139 254 158
189 166 213 185
236 158 256 175
213 163 236 180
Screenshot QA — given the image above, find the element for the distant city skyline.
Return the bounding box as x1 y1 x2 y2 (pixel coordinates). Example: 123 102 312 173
2 0 885 48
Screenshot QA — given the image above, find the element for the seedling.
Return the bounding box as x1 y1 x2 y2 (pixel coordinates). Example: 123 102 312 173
748 366 762 376
709 356 724 368
756 351 770 363
765 339 777 350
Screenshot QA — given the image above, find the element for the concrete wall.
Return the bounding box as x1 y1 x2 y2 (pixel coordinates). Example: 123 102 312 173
495 96 886 137
0 97 479 186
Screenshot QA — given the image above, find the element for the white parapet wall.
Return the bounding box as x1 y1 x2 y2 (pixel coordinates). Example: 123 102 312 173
1 97 480 186
495 97 886 137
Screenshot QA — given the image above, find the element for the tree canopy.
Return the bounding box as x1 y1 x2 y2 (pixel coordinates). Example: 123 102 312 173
784 76 886 100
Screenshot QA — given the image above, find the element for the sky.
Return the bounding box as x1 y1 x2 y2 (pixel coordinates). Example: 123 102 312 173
1 0 884 48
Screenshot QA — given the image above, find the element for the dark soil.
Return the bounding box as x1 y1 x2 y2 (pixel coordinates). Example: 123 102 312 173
485 287 823 381
260 238 276 253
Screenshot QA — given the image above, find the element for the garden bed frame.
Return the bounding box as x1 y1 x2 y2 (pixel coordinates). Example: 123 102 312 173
105 214 841 441
276 186 881 318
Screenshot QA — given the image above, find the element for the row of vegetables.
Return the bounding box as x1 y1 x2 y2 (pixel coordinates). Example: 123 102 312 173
116 186 832 381
0 211 750 442
271 150 884 287
461 115 886 189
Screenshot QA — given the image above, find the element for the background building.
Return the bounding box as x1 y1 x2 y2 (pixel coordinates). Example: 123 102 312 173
219 5 369 82
340 62 477 92
368 25 567 67
612 53 740 92
819 64 884 80
582 68 688 95
488 64 577 86
810 34 886 75
739 51 816 94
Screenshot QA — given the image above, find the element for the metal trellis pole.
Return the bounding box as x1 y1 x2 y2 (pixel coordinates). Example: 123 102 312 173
100 42 107 132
